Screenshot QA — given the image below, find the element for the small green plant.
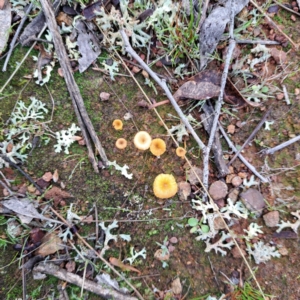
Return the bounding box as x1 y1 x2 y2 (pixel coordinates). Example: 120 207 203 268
187 217 209 234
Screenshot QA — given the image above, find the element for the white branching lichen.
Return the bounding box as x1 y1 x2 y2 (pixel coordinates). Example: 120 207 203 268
54 123 81 154
107 160 133 179
204 232 235 256
123 247 146 265
276 210 300 233
246 241 280 264
220 199 248 219
244 223 264 241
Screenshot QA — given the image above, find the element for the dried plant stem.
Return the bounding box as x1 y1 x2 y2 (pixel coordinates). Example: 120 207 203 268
196 0 210 33
218 124 269 182
250 0 298 49
235 39 280 45
120 29 206 151
262 134 300 155
227 108 271 166
2 2 34 72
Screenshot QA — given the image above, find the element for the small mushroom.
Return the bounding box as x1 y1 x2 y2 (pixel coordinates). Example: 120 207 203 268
153 174 178 199
133 131 152 150
115 138 127 150
176 147 186 158
112 119 123 130
150 138 166 157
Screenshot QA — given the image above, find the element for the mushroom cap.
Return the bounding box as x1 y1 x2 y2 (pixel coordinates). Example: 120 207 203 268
176 147 186 158
150 138 166 157
153 174 178 199
115 138 127 149
113 119 123 130
133 131 152 150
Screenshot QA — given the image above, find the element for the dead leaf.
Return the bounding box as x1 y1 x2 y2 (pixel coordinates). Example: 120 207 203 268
35 233 64 256
199 0 248 68
42 171 53 182
30 228 46 244
71 135 83 141
81 215 93 223
227 124 235 134
76 20 101 73
270 47 287 65
178 181 191 201
6 142 13 153
109 257 141 275
2 198 64 224
132 66 141 73
171 278 182 295
65 260 76 273
53 169 59 182
56 11 73 26
27 185 36 193
45 186 71 206
0 0 6 10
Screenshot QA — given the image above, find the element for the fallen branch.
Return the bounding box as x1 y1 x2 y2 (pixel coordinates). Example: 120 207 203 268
218 124 269 183
33 263 138 300
119 29 206 151
39 0 108 171
261 135 300 155
227 108 271 166
202 3 236 190
235 39 280 45
201 103 229 177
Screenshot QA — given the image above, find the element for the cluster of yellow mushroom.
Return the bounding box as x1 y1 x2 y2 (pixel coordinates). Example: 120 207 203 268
112 121 186 199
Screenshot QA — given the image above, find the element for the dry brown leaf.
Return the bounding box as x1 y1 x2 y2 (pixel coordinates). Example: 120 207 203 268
42 171 53 182
6 142 13 153
56 11 73 26
171 278 182 295
227 124 235 134
0 0 5 9
109 257 141 275
58 68 64 77
65 260 76 273
78 138 86 146
35 233 64 256
53 169 59 183
27 185 36 193
45 186 71 206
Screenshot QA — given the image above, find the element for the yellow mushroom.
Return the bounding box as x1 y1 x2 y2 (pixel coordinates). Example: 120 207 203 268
150 138 166 157
133 131 152 150
153 174 178 199
115 138 127 150
113 119 123 130
176 147 186 158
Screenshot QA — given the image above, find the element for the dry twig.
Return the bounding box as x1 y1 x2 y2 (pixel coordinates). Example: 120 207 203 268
261 135 300 155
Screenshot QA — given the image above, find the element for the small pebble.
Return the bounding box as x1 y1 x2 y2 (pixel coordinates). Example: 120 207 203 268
263 211 280 227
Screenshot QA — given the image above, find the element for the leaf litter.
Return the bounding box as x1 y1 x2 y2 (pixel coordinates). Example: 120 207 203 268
1 0 300 299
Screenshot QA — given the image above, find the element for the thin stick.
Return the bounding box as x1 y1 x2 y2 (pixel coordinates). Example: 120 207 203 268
22 256 26 300
0 24 47 95
227 108 271 166
207 255 220 290
282 85 290 105
235 39 280 45
218 123 269 182
120 29 206 151
2 2 34 72
0 154 44 193
33 263 138 300
250 0 298 49
261 134 300 155
196 0 210 33
202 3 236 190
49 207 144 300
0 179 13 195
273 0 300 17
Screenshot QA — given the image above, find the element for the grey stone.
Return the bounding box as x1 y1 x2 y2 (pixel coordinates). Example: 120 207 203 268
228 188 240 203
240 188 265 217
178 181 191 201
209 180 228 200
263 211 280 227
187 166 203 185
